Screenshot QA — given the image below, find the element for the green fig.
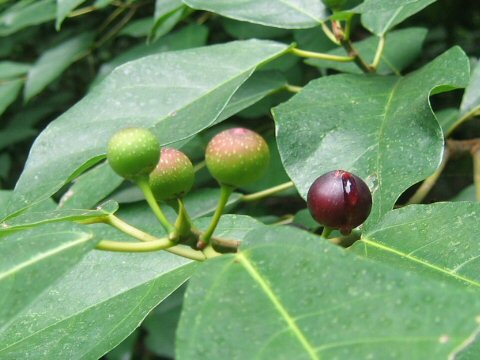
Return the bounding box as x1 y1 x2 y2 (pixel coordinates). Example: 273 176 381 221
149 147 195 200
205 127 269 188
107 127 160 180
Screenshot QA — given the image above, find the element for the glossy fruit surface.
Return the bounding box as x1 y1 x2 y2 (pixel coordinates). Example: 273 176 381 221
307 170 372 234
205 127 269 187
107 128 160 179
149 148 195 200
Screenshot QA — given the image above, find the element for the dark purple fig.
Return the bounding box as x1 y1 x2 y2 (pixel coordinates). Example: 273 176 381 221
307 170 372 235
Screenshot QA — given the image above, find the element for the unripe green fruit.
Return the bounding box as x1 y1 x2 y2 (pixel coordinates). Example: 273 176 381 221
107 128 160 180
205 127 270 187
149 148 195 200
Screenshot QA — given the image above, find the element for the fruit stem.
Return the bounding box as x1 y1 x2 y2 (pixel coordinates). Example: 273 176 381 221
291 47 355 62
321 226 333 239
136 177 176 235
197 184 234 249
284 84 302 93
174 198 194 238
241 181 295 202
96 239 206 261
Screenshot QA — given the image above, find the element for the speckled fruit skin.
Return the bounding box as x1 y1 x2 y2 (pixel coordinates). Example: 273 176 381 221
149 147 195 200
307 170 372 235
107 128 160 180
205 127 270 187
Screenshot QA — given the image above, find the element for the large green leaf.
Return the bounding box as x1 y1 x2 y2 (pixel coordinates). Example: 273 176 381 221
306 27 427 75
0 0 56 36
351 202 480 289
272 47 469 228
354 0 437 35
55 0 87 29
0 251 195 359
24 32 94 101
183 0 328 29
177 226 480 359
0 200 118 236
0 204 197 359
0 225 94 328
9 40 289 218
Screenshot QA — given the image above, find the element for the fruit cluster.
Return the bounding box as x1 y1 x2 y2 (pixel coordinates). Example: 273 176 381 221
106 126 372 243
106 126 270 199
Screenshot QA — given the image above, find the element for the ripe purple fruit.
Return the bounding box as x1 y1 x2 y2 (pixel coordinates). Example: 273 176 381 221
205 127 269 187
149 148 195 200
107 128 160 180
307 170 372 235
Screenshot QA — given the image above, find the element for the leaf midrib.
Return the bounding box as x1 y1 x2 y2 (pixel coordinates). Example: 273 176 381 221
359 237 480 288
237 252 320 360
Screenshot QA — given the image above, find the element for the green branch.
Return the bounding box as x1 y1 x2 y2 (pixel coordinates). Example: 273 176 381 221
241 181 295 202
291 47 354 62
96 238 206 261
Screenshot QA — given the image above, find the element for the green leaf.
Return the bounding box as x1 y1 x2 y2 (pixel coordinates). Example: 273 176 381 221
0 251 195 359
0 0 56 36
150 0 186 42
221 18 291 39
436 107 460 136
0 200 118 236
194 214 265 240
0 61 31 79
460 59 480 116
177 226 480 359
306 27 428 75
0 126 37 151
97 24 209 83
24 32 94 101
452 185 476 202
144 286 185 359
354 0 437 35
352 202 480 288
0 79 22 117
183 0 328 29
119 17 154 38
273 47 469 228
216 71 287 124
55 0 87 29
183 188 243 218
106 330 140 360
10 40 289 218
58 162 123 210
0 225 94 327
